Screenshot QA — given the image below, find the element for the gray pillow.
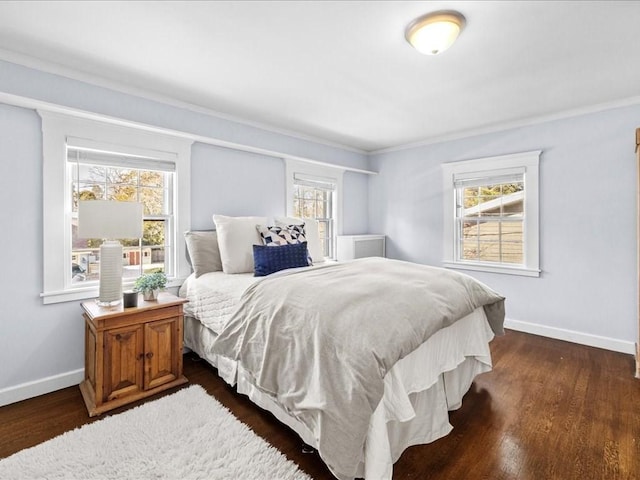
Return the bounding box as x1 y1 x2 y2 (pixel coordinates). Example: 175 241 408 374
184 231 223 277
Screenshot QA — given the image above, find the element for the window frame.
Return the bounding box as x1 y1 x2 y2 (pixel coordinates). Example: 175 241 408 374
285 159 344 260
40 111 192 304
442 150 541 277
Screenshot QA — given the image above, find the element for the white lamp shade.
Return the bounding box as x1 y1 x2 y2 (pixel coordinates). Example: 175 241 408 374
78 200 143 239
405 11 465 55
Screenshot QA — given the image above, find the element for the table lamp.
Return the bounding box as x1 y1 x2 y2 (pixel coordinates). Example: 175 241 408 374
78 200 144 306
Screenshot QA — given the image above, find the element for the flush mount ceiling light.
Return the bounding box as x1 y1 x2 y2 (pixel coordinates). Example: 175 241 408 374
405 10 466 55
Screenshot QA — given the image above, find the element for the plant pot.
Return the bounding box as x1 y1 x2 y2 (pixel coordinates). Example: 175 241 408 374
142 289 160 301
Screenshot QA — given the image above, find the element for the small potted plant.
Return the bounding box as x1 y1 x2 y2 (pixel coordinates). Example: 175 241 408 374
134 271 167 301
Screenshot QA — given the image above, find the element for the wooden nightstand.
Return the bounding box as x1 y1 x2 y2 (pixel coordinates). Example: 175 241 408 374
79 292 188 417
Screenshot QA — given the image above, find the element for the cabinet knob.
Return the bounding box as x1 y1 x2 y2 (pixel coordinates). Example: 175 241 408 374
146 352 154 359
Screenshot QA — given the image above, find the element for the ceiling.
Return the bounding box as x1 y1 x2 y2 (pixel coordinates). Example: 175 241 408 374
0 1 639 152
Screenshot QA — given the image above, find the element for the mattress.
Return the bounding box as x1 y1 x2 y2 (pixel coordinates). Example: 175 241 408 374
183 307 494 480
179 271 260 334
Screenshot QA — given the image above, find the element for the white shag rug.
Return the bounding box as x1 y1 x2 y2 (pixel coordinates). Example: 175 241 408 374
0 385 312 480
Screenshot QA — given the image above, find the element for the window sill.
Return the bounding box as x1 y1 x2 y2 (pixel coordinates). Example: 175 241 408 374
442 261 540 278
41 277 187 304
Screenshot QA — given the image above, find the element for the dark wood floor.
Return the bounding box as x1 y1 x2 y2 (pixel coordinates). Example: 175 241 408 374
1 329 638 479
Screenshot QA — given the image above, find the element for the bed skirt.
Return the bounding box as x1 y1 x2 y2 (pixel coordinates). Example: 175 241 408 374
184 308 494 480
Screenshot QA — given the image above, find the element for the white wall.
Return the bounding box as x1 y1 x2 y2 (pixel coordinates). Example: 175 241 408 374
190 144 369 234
0 104 87 397
0 60 369 404
369 104 639 353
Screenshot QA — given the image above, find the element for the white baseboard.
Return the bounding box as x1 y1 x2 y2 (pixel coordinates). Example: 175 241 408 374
0 369 84 408
505 318 636 355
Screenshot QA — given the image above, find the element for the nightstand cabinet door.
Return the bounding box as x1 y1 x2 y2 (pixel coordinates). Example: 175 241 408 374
144 318 181 390
103 325 144 402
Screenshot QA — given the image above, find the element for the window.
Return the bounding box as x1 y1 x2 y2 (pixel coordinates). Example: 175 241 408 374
285 159 344 260
442 151 540 277
69 147 175 285
292 175 335 258
40 111 192 304
456 173 524 265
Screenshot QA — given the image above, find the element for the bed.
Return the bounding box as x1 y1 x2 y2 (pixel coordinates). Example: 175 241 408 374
179 222 504 480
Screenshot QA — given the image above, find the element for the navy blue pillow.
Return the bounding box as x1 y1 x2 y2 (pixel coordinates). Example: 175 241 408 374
253 242 310 277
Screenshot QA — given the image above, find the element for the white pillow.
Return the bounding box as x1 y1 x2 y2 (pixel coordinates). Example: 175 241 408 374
274 216 325 263
213 215 268 274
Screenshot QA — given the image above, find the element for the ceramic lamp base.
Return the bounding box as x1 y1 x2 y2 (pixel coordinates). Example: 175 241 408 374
98 240 123 305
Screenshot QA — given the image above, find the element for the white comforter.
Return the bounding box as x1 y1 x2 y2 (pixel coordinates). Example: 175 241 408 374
212 257 505 480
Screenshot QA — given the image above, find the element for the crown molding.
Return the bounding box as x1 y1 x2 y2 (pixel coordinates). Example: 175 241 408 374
370 95 640 155
0 48 367 155
0 91 377 175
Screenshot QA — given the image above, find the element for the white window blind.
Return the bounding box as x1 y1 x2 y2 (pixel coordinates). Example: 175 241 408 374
66 148 176 172
292 172 337 190
453 167 525 188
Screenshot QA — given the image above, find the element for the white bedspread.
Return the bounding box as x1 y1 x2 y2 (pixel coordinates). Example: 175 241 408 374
179 271 259 334
180 259 503 480
183 307 494 480
212 258 504 479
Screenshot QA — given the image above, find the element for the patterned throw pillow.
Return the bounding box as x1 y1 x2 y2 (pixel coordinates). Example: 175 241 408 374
287 224 306 243
253 242 310 277
256 224 307 246
274 217 324 264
